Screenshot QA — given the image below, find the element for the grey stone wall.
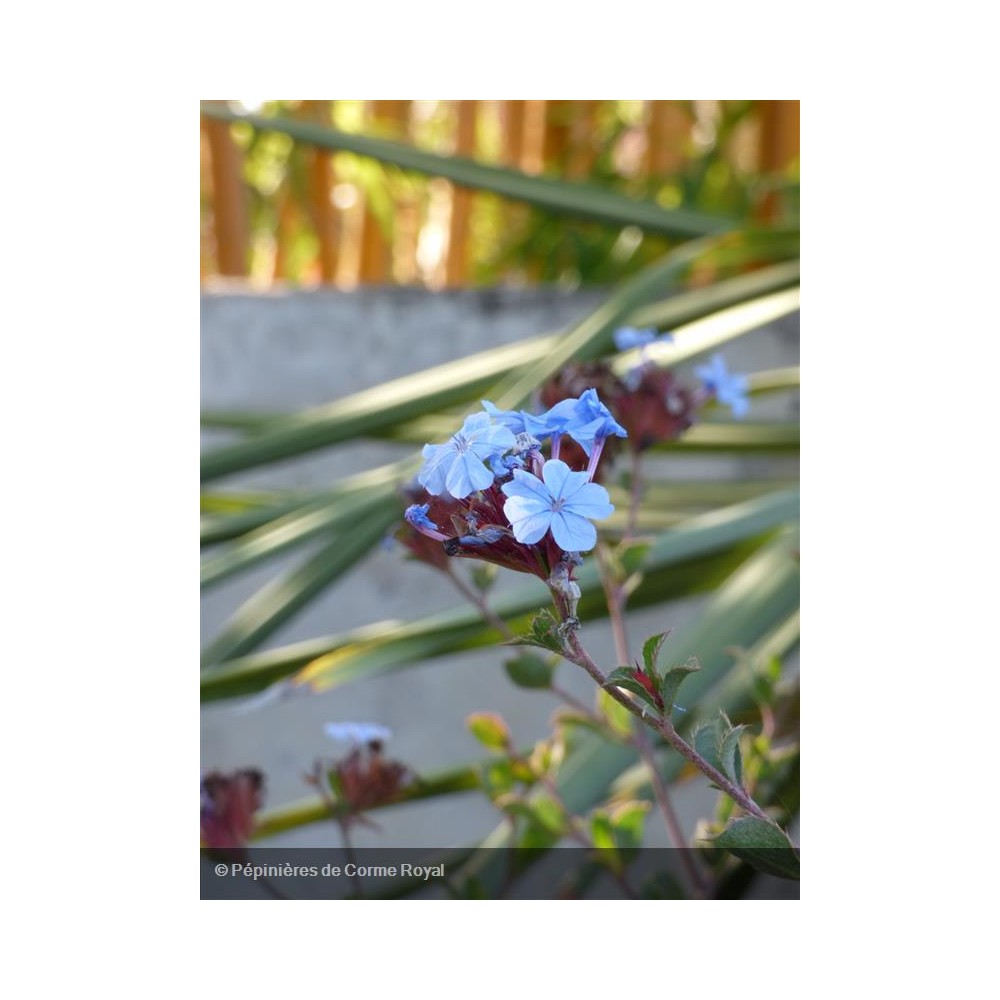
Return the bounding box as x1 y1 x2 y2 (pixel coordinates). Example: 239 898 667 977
201 286 799 849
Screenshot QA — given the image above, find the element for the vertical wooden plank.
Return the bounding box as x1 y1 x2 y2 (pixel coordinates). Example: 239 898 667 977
757 99 800 219
566 100 600 179
444 100 478 287
503 100 526 168
520 100 547 175
758 99 800 172
201 109 250 278
645 100 689 177
357 101 411 283
304 100 338 283
543 99 572 170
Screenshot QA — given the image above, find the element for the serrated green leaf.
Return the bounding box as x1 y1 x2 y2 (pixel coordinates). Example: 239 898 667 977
693 719 725 777
504 653 554 690
660 657 703 717
467 713 511 752
714 817 799 880
641 632 670 678
718 717 748 786
604 667 662 713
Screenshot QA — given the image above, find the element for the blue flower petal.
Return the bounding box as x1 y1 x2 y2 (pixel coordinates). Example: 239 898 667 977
550 511 597 552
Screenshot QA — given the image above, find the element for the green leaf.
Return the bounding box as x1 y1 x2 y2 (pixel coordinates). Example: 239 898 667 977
200 504 397 666
252 761 482 840
718 716 748 786
503 653 555 690
693 711 746 787
202 104 735 239
482 760 516 797
618 540 652 578
641 632 670 678
504 608 564 655
201 486 399 589
714 817 799 881
609 801 650 851
201 268 799 481
467 712 511 752
590 811 617 851
659 657 703 717
202 490 798 700
604 667 661 713
489 237 739 412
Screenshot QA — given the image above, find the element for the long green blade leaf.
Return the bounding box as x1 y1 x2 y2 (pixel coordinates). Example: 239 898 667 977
201 489 797 699
201 104 734 239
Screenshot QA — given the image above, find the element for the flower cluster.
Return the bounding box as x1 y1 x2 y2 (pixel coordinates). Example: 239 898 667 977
307 723 411 818
399 391 622 605
200 768 265 851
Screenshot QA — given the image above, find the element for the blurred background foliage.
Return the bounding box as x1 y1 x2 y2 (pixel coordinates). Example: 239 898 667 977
201 100 799 289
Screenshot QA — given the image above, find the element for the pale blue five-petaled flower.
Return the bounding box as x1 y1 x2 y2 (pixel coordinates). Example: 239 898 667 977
418 412 516 499
500 459 614 552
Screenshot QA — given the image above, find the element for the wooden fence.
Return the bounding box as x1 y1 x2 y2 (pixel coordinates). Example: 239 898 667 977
200 100 799 288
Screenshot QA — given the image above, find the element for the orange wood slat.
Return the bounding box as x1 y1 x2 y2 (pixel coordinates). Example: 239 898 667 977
444 100 478 287
304 100 339 283
757 99 800 220
566 100 600 179
645 100 690 177
357 101 412 283
201 110 250 277
503 100 526 168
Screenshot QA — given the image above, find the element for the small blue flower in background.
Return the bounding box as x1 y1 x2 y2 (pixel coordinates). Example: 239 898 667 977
418 412 516 498
695 353 750 420
501 459 614 552
325 722 393 746
613 326 674 352
613 326 658 351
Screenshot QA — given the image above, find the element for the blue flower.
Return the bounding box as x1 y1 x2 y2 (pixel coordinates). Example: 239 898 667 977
614 326 674 352
480 400 527 435
521 389 626 458
501 459 614 552
404 503 439 532
520 397 580 442
613 326 658 350
569 388 627 457
325 722 392 746
418 412 516 498
695 353 750 419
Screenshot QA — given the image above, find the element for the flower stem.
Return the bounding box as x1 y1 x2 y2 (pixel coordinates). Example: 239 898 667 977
563 631 775 826
595 534 709 897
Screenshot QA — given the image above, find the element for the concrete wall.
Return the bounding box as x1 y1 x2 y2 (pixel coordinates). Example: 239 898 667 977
201 286 799 850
